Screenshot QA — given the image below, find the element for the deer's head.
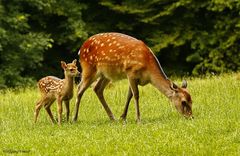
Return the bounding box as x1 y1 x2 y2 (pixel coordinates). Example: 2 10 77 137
61 59 81 77
169 80 193 118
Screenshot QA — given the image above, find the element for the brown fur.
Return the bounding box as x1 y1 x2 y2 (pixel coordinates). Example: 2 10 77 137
73 33 192 122
34 60 80 125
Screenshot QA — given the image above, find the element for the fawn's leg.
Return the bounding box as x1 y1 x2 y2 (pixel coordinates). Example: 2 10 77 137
64 100 70 122
34 96 49 123
93 77 115 121
57 97 63 125
128 78 140 123
34 101 43 123
44 99 55 123
120 86 133 121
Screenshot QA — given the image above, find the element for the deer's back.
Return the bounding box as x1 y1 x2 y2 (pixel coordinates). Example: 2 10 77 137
79 33 157 81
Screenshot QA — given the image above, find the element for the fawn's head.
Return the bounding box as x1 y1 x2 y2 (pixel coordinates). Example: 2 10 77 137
61 59 80 77
169 80 193 118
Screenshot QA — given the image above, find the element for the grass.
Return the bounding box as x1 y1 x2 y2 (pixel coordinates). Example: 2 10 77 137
0 73 240 155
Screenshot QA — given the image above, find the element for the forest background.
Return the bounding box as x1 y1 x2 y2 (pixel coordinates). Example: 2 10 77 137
0 0 239 88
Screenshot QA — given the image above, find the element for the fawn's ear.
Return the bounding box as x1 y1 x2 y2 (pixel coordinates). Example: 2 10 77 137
61 61 67 69
72 59 77 65
181 80 187 88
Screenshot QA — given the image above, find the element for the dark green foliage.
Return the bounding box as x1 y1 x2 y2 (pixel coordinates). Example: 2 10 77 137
99 0 240 75
0 0 87 88
0 0 239 87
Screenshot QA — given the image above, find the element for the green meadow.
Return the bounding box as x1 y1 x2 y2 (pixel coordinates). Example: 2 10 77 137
0 74 240 155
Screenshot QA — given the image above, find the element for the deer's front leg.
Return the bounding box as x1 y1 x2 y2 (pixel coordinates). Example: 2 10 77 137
128 78 140 123
57 97 63 125
120 86 133 121
64 100 70 122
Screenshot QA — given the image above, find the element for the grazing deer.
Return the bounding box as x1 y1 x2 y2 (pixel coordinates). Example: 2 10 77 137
34 59 80 125
73 33 192 123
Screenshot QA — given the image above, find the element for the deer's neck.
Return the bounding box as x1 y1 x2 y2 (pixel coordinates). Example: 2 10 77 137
149 57 173 98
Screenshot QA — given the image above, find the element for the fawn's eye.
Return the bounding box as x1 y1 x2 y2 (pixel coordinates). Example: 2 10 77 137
182 101 187 107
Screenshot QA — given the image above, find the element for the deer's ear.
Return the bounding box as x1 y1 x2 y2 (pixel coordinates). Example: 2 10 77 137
61 61 67 69
72 59 77 65
170 82 178 91
181 80 187 88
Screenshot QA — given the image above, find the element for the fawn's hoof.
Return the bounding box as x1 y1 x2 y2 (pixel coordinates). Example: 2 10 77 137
136 119 141 124
72 118 78 123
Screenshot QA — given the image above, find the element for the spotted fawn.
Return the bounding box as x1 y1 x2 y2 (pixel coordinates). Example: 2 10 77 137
73 32 192 123
35 59 80 125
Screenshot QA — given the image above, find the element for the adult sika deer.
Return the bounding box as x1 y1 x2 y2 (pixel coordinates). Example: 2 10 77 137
35 59 80 125
73 33 192 123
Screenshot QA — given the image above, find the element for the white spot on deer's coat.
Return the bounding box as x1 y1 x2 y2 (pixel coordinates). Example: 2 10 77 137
114 54 118 57
101 43 104 47
109 43 112 46
107 39 111 42
113 41 117 44
105 56 110 61
130 53 136 57
138 62 143 66
138 54 143 58
101 51 105 55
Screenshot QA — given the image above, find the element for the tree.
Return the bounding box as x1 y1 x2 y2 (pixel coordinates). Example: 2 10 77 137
0 0 87 87
1 0 239 88
98 0 240 75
